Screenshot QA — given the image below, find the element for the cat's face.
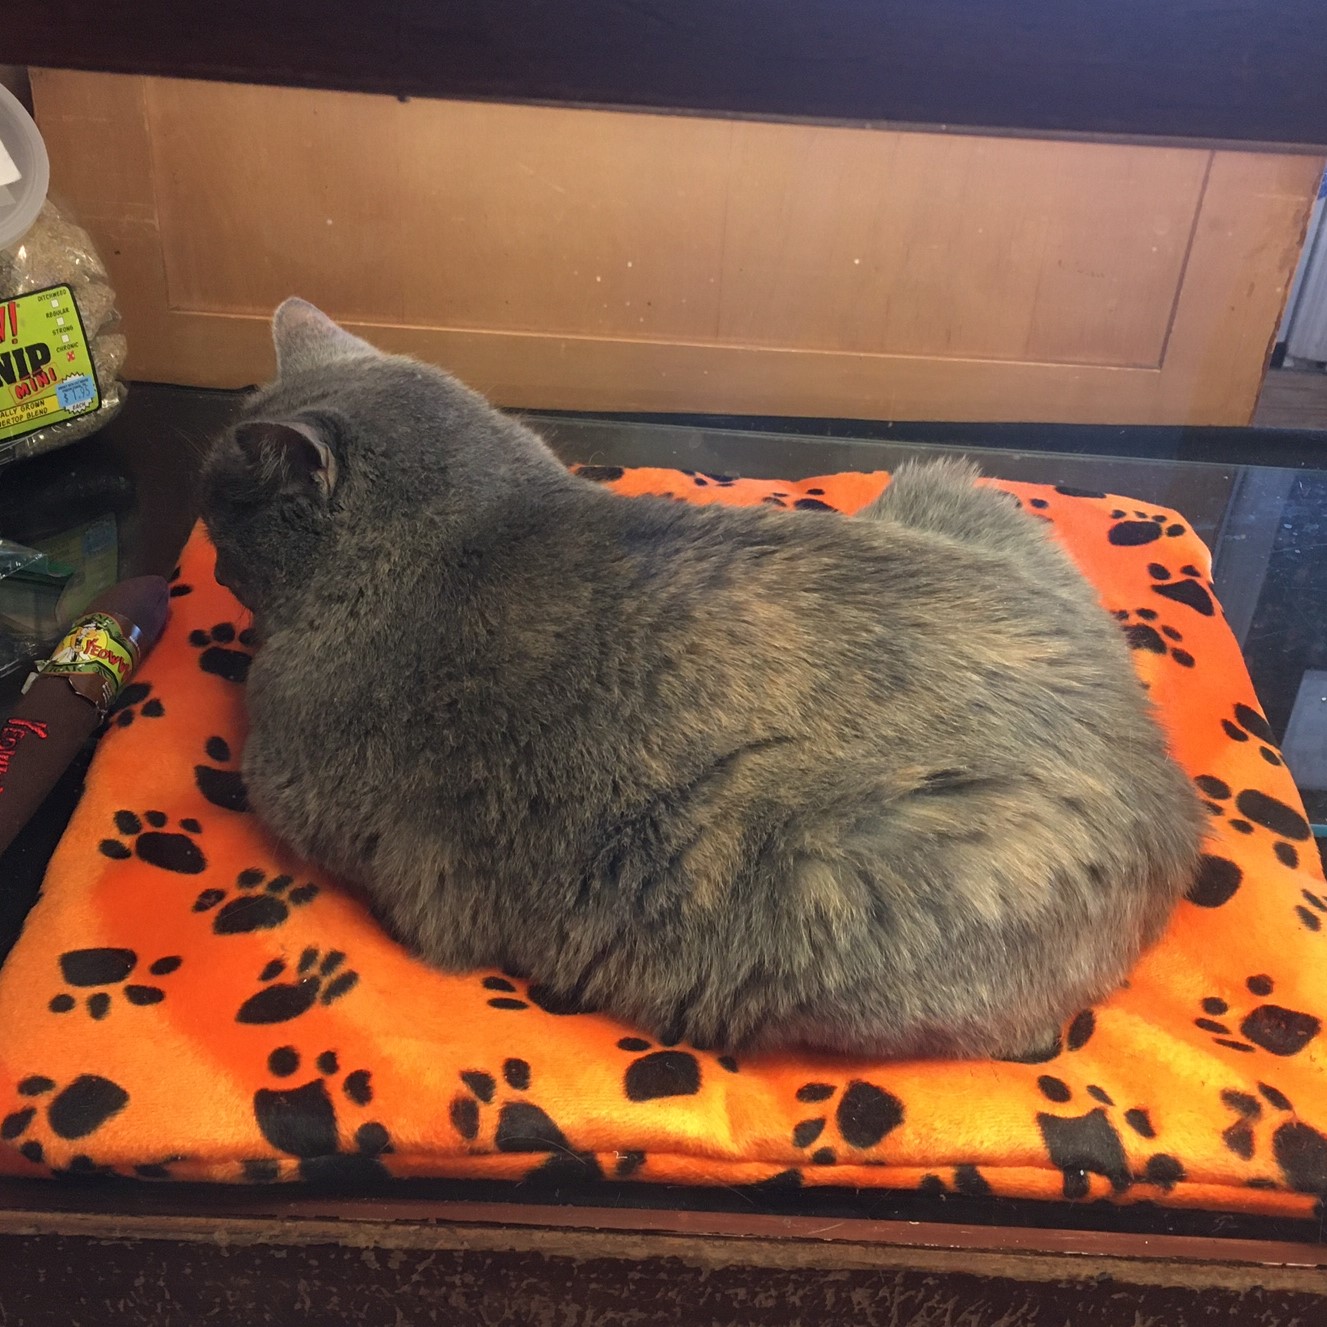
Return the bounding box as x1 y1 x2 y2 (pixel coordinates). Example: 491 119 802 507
199 300 560 617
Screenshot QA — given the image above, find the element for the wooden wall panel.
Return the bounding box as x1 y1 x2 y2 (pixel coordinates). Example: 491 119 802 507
30 70 1325 424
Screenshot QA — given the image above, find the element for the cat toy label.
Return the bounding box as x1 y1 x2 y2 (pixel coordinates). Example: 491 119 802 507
0 285 101 444
0 717 49 797
37 611 139 712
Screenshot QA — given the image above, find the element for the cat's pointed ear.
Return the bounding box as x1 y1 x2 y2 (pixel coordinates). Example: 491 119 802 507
272 298 376 377
233 419 338 499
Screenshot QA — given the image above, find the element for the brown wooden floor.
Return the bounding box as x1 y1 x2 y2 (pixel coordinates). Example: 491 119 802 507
1254 365 1327 429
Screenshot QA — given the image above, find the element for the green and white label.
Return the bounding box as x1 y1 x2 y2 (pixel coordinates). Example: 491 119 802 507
0 284 101 443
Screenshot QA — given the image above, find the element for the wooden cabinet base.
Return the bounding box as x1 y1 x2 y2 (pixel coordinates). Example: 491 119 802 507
2 1186 1324 1325
32 70 1324 426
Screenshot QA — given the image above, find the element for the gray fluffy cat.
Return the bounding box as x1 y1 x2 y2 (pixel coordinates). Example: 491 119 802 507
199 299 1204 1061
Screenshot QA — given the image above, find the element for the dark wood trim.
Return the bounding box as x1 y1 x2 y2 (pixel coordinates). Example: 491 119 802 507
2 1202 1325 1325
8 1 1327 148
2 1181 1325 1278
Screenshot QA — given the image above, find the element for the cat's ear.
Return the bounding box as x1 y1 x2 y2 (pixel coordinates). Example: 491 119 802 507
272 298 376 377
233 419 338 500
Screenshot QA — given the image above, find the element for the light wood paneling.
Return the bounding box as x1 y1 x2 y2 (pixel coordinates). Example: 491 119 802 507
30 70 1325 424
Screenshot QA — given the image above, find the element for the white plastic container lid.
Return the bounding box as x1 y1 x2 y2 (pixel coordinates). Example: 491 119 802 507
0 81 50 251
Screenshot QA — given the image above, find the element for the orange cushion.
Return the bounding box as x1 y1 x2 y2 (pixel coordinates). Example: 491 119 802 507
1 466 1324 1217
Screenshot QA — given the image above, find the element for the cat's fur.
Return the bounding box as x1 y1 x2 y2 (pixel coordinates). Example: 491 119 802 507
199 299 1205 1060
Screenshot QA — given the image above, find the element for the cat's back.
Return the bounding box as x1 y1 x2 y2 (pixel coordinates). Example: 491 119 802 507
252 476 1146 751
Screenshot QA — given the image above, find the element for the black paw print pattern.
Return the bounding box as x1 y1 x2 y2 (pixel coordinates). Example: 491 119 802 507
190 622 255 685
1035 1075 1183 1200
789 1078 905 1167
1296 888 1327 936
1221 703 1287 767
106 681 164 728
194 735 249 813
98 810 206 874
236 948 359 1025
681 469 739 490
614 1036 714 1102
2 1073 130 1168
248 1046 389 1184
1107 507 1187 547
996 1009 1098 1065
167 564 193 599
130 1153 190 1181
449 1058 605 1181
1146 562 1215 617
1186 852 1246 909
1195 774 1311 871
1219 1085 1327 1199
1113 607 1194 668
1194 975 1322 1057
481 974 597 1016
194 869 318 935
48 948 181 1020
916 1165 995 1198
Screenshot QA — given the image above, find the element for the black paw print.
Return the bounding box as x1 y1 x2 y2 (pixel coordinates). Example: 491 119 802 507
1296 888 1327 935
106 681 164 728
1221 703 1287 766
1219 1084 1327 1198
194 735 249 812
790 1078 905 1166
681 468 738 490
449 1058 604 1181
133 1154 189 1180
236 948 359 1025
916 1165 995 1198
98 810 206 874
481 973 598 1016
1107 508 1187 547
1194 975 1321 1056
1113 608 1194 668
2 1073 130 1168
1186 852 1245 908
249 1046 389 1183
167 564 193 598
1020 495 1055 523
48 947 181 1020
614 1036 705 1102
189 622 255 685
1147 562 1215 617
194 869 319 935
1035 1075 1183 1200
575 465 624 483
996 1009 1098 1064
1194 774 1311 870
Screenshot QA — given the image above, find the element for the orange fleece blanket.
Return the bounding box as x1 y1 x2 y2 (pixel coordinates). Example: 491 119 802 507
1 466 1324 1219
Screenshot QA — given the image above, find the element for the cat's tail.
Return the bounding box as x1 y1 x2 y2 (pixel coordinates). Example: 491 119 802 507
859 458 1060 564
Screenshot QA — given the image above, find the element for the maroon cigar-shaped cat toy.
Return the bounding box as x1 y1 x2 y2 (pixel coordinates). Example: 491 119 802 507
0 576 169 857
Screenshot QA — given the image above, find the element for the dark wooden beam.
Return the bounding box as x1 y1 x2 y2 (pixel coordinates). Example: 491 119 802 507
1 1186 1325 1326
8 1 1327 147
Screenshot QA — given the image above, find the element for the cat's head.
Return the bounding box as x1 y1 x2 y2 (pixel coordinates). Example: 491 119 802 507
199 299 564 616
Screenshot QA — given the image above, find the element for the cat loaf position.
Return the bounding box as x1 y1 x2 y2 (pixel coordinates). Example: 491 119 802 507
200 299 1204 1061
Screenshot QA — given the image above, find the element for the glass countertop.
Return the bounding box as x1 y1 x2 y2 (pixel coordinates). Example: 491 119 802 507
3 388 1324 835
528 411 1327 834
1 386 1325 1245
